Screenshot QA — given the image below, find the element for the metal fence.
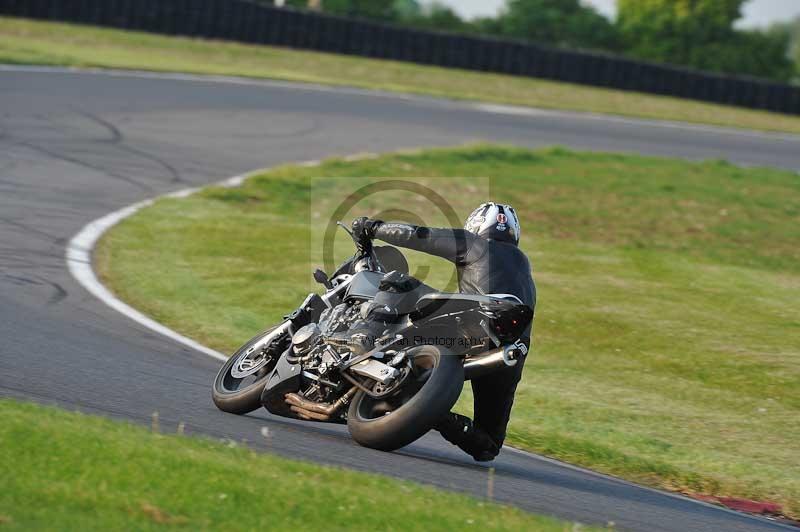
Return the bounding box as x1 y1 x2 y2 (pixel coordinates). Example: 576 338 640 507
3 0 799 115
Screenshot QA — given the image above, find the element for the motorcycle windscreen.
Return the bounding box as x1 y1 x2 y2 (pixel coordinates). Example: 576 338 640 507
343 271 384 301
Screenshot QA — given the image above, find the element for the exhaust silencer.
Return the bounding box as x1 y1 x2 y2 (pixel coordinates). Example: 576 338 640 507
463 344 523 380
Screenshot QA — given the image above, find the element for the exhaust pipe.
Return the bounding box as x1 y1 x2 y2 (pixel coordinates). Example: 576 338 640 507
463 344 522 380
284 386 357 422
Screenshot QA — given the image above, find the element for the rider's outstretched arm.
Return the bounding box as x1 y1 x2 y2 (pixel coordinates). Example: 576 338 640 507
374 222 483 265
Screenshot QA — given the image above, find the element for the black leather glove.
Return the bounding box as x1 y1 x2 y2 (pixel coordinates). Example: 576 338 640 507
351 217 383 254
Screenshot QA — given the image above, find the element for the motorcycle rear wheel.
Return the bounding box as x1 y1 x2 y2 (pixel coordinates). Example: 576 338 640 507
212 326 284 415
347 344 463 451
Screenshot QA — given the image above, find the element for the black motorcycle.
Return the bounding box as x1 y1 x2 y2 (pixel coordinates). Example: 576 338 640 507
212 222 533 451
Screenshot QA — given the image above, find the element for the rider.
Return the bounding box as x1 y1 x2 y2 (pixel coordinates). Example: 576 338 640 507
352 203 535 462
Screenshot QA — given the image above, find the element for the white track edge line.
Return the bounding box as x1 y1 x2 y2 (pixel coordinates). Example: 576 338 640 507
64 157 791 529
66 197 225 362
66 165 311 362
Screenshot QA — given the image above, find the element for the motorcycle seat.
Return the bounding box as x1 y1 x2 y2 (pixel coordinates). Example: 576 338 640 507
368 275 436 320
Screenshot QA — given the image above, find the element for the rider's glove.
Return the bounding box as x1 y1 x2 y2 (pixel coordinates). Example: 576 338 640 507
352 217 383 253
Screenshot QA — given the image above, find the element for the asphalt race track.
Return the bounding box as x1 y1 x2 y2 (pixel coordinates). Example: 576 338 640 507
1 68 798 531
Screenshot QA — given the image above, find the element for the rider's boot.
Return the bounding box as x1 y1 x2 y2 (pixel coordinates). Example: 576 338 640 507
435 412 500 462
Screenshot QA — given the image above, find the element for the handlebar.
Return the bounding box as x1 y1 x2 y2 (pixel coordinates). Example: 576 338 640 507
338 220 384 274
336 221 354 237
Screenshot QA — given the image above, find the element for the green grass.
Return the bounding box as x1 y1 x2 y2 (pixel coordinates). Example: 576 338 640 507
3 16 800 134
0 399 585 531
96 145 800 517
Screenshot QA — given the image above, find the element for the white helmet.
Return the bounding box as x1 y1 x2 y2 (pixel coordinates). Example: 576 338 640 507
464 202 520 244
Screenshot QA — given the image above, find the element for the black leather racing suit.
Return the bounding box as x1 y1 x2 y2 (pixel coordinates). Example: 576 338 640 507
373 222 536 456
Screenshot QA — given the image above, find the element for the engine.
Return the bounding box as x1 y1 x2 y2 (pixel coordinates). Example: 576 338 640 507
275 293 412 422
286 300 366 407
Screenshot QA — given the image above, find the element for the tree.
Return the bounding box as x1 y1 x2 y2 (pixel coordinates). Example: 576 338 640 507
617 0 792 81
618 0 741 64
282 0 399 21
790 20 800 80
769 16 800 80
392 0 423 21
496 0 620 51
399 2 470 33
422 3 469 32
284 0 470 32
471 16 504 36
323 0 397 21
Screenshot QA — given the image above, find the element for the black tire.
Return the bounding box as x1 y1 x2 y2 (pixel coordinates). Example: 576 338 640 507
212 326 284 415
347 345 463 451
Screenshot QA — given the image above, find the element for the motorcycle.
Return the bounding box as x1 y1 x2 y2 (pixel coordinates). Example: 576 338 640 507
212 222 533 451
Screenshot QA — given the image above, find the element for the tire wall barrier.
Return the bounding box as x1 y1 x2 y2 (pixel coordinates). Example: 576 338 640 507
3 0 799 115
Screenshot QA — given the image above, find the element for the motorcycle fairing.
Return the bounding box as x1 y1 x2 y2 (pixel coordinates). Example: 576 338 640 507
261 352 302 417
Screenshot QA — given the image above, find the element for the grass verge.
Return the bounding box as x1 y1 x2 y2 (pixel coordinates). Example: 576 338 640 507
2 16 800 134
96 145 800 517
0 399 584 531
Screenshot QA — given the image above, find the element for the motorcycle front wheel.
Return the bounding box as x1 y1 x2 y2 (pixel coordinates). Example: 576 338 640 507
347 344 463 451
212 325 285 415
